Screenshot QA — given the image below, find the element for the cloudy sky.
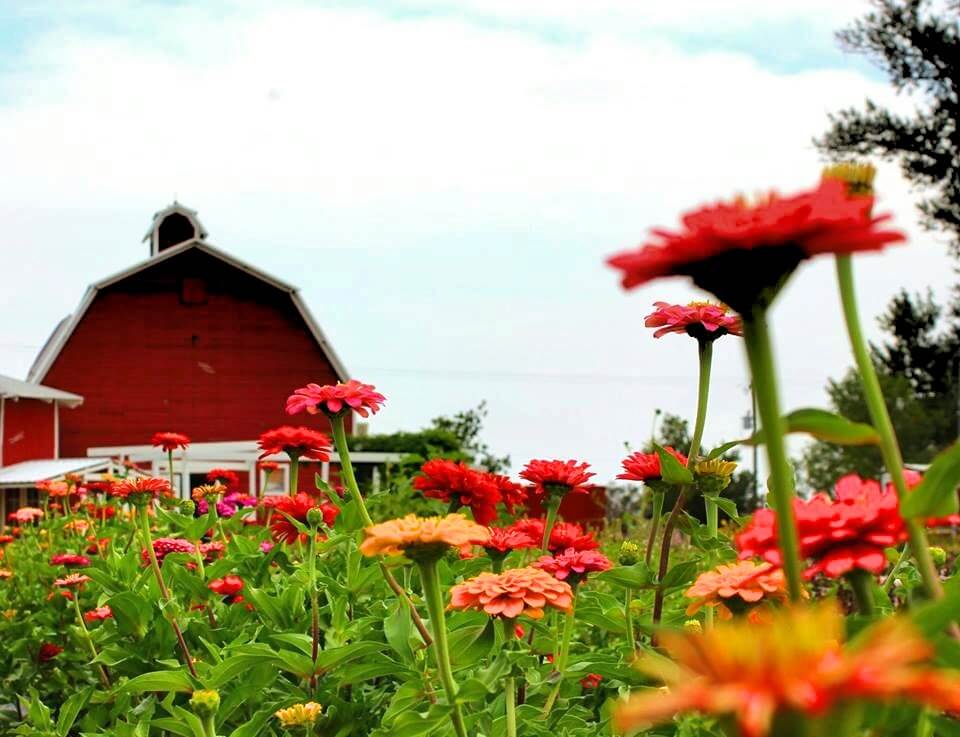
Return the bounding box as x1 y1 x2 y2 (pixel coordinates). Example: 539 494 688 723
0 0 954 484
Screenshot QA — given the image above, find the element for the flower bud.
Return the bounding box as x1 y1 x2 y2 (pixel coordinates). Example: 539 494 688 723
189 689 220 718
929 546 947 567
306 507 326 528
618 541 641 567
180 500 196 516
683 619 703 634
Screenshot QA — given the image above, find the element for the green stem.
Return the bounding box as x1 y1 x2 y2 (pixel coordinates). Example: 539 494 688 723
289 454 300 497
652 340 714 628
624 587 635 655
72 594 111 688
201 715 217 737
541 498 561 552
644 490 664 566
168 449 175 496
882 544 910 593
308 526 320 694
418 560 468 737
848 569 875 616
543 586 578 716
138 504 199 678
742 306 804 601
502 619 518 737
835 255 943 600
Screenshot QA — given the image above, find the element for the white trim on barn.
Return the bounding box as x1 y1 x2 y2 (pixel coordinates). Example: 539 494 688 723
26 240 350 385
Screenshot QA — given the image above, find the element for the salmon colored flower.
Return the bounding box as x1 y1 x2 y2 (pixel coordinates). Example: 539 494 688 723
520 459 594 498
360 514 490 559
275 702 323 728
449 566 574 619
607 178 905 312
205 468 240 489
7 507 44 524
736 474 905 579
0 569 11 579
534 548 612 584
270 493 339 544
413 459 502 525
685 560 790 619
151 431 191 452
111 477 173 504
55 573 91 589
50 554 90 567
483 526 539 555
191 481 228 502
85 606 113 622
37 480 71 497
645 301 743 341
257 426 331 461
615 605 960 737
617 447 688 483
285 379 386 418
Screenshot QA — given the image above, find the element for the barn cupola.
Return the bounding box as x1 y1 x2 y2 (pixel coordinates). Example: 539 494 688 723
143 202 208 257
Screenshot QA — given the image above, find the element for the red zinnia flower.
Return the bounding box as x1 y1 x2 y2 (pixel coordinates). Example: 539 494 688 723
38 643 63 662
151 432 191 452
50 554 90 567
199 541 225 561
736 474 906 579
270 493 340 544
491 474 526 513
257 426 331 461
580 673 603 689
209 575 244 600
0 535 14 545
483 526 539 555
413 459 502 525
607 179 905 312
645 301 743 341
85 606 113 622
206 468 240 489
111 476 172 503
55 573 91 589
143 537 196 565
520 460 594 498
617 447 688 482
285 379 386 418
510 517 545 541
546 522 600 552
258 460 280 473
535 548 612 583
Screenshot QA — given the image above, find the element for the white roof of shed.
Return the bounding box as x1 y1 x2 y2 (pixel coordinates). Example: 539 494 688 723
0 374 84 407
0 458 110 488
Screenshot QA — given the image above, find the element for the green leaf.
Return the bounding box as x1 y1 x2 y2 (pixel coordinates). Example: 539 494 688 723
654 444 693 484
596 563 652 589
779 408 880 446
706 494 740 520
108 592 153 639
119 669 195 694
384 600 415 663
56 687 92 737
448 619 495 667
659 560 699 590
900 442 960 518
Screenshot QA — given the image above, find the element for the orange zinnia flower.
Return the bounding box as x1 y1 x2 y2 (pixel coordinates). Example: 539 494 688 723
449 567 574 619
54 573 92 589
684 560 790 619
615 604 960 737
111 477 173 504
360 514 490 559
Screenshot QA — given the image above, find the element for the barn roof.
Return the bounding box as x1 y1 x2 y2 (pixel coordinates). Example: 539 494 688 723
27 239 350 384
0 457 110 488
0 373 84 407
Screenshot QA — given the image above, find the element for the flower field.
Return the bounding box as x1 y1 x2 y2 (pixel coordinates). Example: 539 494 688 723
4 166 960 737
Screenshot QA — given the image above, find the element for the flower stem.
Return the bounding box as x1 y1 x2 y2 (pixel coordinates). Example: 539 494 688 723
543 586 578 716
835 254 943 600
644 490 664 566
417 560 468 737
201 715 217 737
742 306 804 602
167 449 175 495
289 454 300 497
138 504 198 677
848 569 875 616
502 619 518 737
541 498 561 552
71 594 111 688
330 413 433 646
307 527 320 695
623 586 635 655
652 340 713 629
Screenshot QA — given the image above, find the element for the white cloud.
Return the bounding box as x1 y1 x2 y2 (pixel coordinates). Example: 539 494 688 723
0 1 951 484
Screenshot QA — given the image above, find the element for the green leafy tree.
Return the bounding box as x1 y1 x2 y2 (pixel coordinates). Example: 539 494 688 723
816 0 960 253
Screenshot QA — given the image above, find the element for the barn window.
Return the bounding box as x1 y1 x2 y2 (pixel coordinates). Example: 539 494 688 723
181 277 208 305
158 212 197 252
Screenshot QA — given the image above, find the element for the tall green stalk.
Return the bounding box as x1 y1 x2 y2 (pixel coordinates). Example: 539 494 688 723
417 560 468 737
835 254 943 599
742 305 804 601
289 455 300 497
167 449 175 496
543 582 579 716
652 340 713 627
540 498 561 552
330 414 433 646
307 526 320 694
71 594 111 688
502 619 518 737
644 490 664 566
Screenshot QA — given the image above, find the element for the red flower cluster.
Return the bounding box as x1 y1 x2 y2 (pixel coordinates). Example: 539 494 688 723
269 493 340 544
535 548 612 584
509 518 599 552
736 474 906 579
151 432 191 452
144 537 196 564
580 673 603 689
111 477 173 503
84 606 113 622
483 526 539 555
257 426 331 461
413 460 507 526
285 379 386 418
520 460 594 498
644 301 742 341
607 179 905 312
206 468 240 489
617 447 688 482
209 575 245 604
50 553 90 567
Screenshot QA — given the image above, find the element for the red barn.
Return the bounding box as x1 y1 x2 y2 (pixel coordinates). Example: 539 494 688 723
13 203 391 499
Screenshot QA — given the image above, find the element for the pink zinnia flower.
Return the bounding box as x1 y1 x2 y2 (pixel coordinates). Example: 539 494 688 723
85 606 113 622
535 548 612 584
50 554 90 567
644 301 742 340
285 379 386 418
